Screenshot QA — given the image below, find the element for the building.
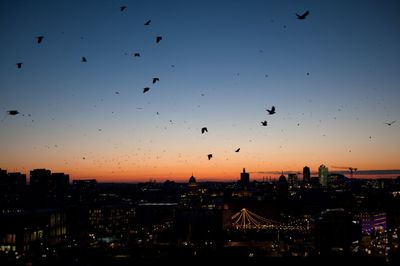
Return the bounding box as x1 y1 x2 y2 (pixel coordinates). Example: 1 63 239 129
0 209 66 253
277 172 289 198
327 173 347 188
357 212 387 235
30 169 69 203
318 165 329 187
240 168 250 187
288 173 298 186
314 208 361 254
71 179 97 203
188 174 197 188
0 169 26 199
88 204 134 238
303 166 311 184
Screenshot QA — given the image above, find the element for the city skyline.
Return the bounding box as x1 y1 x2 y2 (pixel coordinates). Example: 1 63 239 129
1 0 400 182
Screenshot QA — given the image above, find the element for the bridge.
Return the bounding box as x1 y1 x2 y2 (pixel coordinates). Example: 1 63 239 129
231 208 310 232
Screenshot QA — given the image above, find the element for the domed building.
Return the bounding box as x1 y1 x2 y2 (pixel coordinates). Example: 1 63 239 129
188 174 197 188
277 172 289 198
278 172 287 185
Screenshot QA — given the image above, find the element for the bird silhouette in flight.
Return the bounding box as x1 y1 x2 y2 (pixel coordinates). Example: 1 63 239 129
115 91 120 94
120 6 127 12
134 53 140 57
235 148 240 152
296 10 309 20
81 57 87 62
143 87 150 93
384 121 396 126
266 106 276 115
16 63 23 69
144 20 151 26
152 78 159 84
7 110 20 115
207 154 213 160
261 121 268 126
36 36 44 44
201 127 208 134
156 36 162 43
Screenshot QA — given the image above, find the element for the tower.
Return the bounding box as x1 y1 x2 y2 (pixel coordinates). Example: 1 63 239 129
240 168 250 187
303 166 311 184
318 165 329 187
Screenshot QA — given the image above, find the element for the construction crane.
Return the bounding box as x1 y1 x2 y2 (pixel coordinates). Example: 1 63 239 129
331 166 358 178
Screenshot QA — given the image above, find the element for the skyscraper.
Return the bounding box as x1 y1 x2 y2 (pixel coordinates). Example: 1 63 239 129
303 166 311 184
240 168 250 187
288 173 298 186
319 165 329 187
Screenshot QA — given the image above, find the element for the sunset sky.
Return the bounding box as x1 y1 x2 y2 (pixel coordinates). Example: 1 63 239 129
1 0 399 182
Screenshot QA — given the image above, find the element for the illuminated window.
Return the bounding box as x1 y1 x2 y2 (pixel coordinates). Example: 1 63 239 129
4 234 16 244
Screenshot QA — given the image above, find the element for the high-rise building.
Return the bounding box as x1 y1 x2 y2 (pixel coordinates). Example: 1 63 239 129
318 164 329 187
303 166 311 183
288 173 298 186
240 168 250 187
0 169 26 195
30 169 52 195
30 169 69 202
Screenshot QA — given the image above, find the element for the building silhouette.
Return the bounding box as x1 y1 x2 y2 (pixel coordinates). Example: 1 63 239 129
277 172 289 198
188 174 197 188
240 168 250 187
318 165 329 187
303 166 311 184
0 169 26 198
30 169 69 204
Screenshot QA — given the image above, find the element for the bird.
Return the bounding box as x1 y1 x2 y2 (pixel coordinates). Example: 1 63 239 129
81 57 87 62
16 63 23 69
384 121 396 126
115 91 120 94
207 154 213 160
134 53 140 57
266 106 276 115
201 127 208 134
296 10 309 20
120 6 127 11
143 87 150 93
36 36 44 44
156 36 162 43
7 110 19 115
261 121 268 126
235 148 240 152
152 78 159 84
144 20 151 26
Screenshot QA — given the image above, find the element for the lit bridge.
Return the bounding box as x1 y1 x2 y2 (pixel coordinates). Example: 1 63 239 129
231 208 310 232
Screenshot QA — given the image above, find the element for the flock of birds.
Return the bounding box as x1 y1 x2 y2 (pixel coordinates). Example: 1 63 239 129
3 6 398 171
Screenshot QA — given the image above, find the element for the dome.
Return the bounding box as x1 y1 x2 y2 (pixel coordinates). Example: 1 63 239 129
188 175 197 187
278 172 287 183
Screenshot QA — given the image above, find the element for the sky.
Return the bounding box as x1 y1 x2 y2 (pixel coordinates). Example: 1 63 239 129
0 0 400 182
